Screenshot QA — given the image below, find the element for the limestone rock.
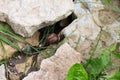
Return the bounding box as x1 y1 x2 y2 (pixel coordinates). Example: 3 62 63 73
0 64 6 80
106 22 120 44
74 0 90 18
93 0 120 46
0 42 25 61
73 0 103 26
25 31 40 46
80 0 104 12
61 15 100 51
23 43 81 80
0 0 74 37
101 21 120 47
61 15 100 62
92 0 120 26
8 55 34 80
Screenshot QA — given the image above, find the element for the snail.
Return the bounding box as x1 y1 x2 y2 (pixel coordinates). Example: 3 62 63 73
46 33 60 45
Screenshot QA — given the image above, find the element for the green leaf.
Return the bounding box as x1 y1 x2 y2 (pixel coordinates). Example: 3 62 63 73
102 50 110 54
101 50 110 66
110 46 116 52
107 72 120 80
66 63 88 80
89 58 103 76
112 52 120 59
89 50 110 77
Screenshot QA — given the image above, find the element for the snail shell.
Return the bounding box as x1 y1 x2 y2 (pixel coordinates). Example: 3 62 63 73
47 33 60 45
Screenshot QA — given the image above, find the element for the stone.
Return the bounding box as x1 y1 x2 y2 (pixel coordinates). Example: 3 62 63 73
92 0 120 26
73 0 104 26
25 31 40 46
80 0 104 12
23 43 81 80
92 0 120 47
8 53 34 80
101 21 120 46
0 64 6 80
93 21 120 55
61 15 100 62
15 56 34 74
98 9 120 26
74 0 90 18
0 42 25 61
0 22 25 61
0 0 74 37
61 15 100 51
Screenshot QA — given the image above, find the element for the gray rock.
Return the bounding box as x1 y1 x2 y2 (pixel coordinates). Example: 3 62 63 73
92 0 120 46
23 43 81 80
61 15 100 51
74 0 90 17
90 0 120 27
0 0 74 37
73 0 104 26
61 15 100 62
0 42 25 61
101 21 120 46
0 64 6 80
79 0 104 12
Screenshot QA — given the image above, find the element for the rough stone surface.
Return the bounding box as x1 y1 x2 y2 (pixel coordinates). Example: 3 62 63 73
25 0 119 79
61 13 101 62
91 0 120 26
101 21 120 46
0 0 74 37
74 0 104 26
23 43 81 80
8 55 34 80
80 0 104 12
0 64 6 80
25 31 40 46
61 15 100 54
74 0 90 17
0 42 25 61
71 0 120 62
92 0 120 47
